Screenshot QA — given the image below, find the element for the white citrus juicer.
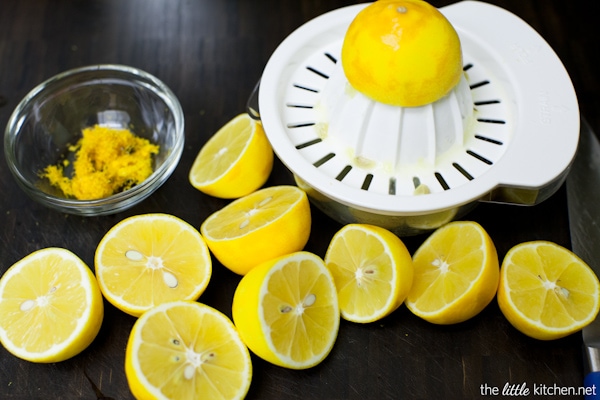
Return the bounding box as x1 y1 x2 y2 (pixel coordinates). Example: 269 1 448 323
252 1 579 235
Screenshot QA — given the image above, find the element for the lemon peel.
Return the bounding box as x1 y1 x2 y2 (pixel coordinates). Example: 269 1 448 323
342 0 463 107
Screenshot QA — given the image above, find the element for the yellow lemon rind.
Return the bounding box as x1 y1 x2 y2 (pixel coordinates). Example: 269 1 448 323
341 0 463 107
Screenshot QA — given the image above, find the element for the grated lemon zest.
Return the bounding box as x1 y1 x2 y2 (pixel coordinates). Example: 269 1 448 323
41 125 159 200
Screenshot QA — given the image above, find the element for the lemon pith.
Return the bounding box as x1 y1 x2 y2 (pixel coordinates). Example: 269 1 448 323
232 251 339 369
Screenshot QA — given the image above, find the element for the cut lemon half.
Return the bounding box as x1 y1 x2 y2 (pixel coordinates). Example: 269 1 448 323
125 301 252 400
201 185 311 275
497 241 600 340
405 221 499 324
324 224 413 323
95 213 212 317
0 248 103 363
232 251 339 369
189 113 274 199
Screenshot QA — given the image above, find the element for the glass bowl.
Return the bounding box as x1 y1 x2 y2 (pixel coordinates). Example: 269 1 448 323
4 64 185 216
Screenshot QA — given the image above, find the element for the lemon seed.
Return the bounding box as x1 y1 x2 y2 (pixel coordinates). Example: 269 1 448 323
125 250 144 261
303 293 316 307
163 271 178 288
184 365 195 380
20 299 35 312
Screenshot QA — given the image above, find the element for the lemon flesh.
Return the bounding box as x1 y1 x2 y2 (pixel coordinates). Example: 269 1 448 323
0 248 104 363
405 221 499 324
324 224 413 323
498 241 600 340
342 0 463 107
189 113 274 199
201 185 311 275
95 213 212 317
125 301 252 400
232 251 339 369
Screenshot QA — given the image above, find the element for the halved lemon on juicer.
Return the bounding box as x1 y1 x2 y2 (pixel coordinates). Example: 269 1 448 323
342 0 463 107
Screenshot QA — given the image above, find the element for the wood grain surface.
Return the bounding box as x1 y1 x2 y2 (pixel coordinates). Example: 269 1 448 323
0 1 597 399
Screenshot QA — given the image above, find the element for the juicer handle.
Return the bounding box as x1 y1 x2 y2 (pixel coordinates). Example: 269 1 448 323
583 346 600 399
584 371 600 399
246 79 261 121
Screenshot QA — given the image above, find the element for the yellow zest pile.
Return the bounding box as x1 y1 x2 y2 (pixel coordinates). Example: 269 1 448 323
42 124 160 200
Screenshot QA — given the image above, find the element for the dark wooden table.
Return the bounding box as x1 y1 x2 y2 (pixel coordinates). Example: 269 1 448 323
0 1 598 399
